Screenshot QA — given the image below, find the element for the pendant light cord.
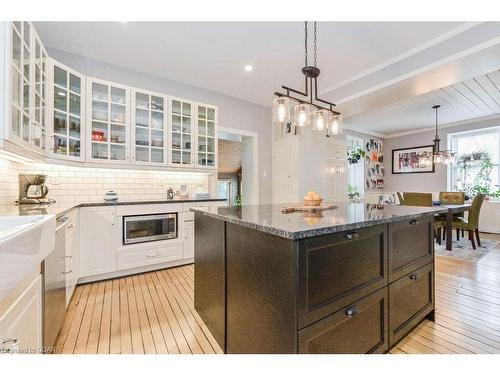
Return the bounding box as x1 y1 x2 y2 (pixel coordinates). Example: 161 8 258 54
304 21 308 66
435 106 439 138
314 22 317 67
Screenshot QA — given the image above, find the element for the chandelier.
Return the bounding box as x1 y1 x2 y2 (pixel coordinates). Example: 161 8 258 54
273 22 343 136
420 105 455 167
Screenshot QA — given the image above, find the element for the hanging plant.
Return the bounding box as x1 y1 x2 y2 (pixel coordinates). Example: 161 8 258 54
456 150 494 197
347 148 366 165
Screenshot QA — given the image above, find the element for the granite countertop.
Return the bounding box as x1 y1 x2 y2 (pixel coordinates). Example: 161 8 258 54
0 198 226 218
192 202 447 240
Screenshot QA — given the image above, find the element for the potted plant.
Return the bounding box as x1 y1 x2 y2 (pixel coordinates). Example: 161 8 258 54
347 148 366 165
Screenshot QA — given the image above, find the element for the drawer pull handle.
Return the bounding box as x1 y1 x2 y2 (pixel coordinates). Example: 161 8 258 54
1 338 17 345
146 252 160 258
410 273 418 280
62 270 72 275
345 306 358 318
409 219 419 225
346 232 359 240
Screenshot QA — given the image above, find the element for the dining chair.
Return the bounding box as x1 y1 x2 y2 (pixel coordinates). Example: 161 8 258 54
396 192 405 205
439 191 466 239
402 192 433 207
450 194 486 249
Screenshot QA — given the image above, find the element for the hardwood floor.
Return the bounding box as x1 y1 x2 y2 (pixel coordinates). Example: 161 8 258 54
56 233 500 354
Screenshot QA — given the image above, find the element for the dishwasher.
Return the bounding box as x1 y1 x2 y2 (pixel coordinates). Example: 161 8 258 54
43 215 71 350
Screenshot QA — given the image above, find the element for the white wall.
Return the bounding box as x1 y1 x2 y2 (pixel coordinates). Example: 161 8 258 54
384 116 500 192
47 48 273 204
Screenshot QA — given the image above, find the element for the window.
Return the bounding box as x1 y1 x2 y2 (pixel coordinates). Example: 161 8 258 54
346 135 365 198
449 127 500 195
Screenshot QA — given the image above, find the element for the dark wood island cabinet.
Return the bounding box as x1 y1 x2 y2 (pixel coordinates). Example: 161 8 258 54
193 203 444 354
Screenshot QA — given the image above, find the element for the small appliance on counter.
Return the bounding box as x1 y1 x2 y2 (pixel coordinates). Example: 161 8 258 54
16 174 56 204
104 191 119 202
167 187 175 200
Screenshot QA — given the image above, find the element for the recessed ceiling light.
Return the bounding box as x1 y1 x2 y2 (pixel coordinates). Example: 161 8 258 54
244 65 253 72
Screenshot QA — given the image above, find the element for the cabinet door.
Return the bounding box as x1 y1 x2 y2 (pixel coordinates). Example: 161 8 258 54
169 98 194 167
79 207 116 277
298 287 388 354
0 275 42 354
65 209 80 306
50 60 84 161
297 224 388 328
183 219 194 259
195 104 217 169
389 263 434 347
388 216 433 282
131 89 167 165
87 78 130 163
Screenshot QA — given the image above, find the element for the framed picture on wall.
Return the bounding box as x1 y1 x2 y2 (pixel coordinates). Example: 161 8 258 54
392 145 435 174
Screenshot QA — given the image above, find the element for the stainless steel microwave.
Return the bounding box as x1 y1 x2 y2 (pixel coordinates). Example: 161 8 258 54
123 213 177 245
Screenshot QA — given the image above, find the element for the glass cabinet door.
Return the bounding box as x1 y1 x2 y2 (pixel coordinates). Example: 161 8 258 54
132 91 166 164
51 62 83 159
10 22 31 143
196 105 217 168
170 98 193 166
89 79 129 162
32 34 47 151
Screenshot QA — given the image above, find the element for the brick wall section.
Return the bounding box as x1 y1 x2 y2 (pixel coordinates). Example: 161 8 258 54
218 139 241 174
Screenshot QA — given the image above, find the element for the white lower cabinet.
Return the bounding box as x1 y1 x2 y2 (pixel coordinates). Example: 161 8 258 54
0 275 42 354
79 206 116 278
183 212 195 259
117 241 183 271
65 209 80 307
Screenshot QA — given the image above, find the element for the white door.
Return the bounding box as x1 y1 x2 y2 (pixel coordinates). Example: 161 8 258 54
183 220 194 259
79 206 116 277
0 275 42 354
272 140 296 204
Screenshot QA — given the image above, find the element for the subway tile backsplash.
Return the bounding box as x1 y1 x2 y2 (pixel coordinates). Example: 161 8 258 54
0 157 211 206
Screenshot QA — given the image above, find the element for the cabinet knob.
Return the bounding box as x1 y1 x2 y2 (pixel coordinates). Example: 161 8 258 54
409 219 419 225
345 306 358 318
346 232 359 240
409 273 418 280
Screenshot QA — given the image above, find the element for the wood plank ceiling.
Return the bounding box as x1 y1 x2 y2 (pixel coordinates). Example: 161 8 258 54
345 70 500 135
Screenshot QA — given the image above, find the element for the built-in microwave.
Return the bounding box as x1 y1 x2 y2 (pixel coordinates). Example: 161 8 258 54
123 213 177 245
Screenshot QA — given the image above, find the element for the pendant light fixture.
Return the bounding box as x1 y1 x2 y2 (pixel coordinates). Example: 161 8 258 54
421 105 455 165
273 22 343 136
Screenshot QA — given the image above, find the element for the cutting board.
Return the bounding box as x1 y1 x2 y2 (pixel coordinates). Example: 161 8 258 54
281 204 337 213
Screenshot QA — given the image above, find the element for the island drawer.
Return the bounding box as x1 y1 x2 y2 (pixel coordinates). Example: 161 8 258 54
388 216 434 282
389 262 434 347
298 287 388 354
297 224 388 328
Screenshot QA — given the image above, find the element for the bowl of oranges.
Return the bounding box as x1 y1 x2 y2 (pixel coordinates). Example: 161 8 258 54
303 191 323 207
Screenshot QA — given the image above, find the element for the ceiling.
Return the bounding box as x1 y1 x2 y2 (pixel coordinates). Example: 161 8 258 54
345 70 500 135
34 22 500 136
34 21 465 107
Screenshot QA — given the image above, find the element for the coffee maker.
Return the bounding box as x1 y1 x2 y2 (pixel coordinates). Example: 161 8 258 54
16 174 56 204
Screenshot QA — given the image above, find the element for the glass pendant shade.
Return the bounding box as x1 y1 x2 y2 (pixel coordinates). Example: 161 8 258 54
273 97 290 124
293 103 312 127
312 109 328 131
328 114 343 135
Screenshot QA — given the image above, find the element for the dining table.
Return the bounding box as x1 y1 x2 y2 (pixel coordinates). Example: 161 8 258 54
435 203 471 251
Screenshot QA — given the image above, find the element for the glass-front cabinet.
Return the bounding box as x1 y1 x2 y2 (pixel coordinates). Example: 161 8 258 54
50 60 84 160
196 104 217 169
8 21 47 154
86 78 130 163
169 97 194 167
132 89 167 164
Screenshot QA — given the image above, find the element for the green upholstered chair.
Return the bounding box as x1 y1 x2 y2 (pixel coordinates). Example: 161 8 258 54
439 191 466 238
402 192 433 207
450 194 486 249
397 192 405 205
439 191 465 204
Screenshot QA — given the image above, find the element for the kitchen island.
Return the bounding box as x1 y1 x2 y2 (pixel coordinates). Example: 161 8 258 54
193 203 446 354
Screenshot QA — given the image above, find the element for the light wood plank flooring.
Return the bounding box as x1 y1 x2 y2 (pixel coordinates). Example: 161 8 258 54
56 233 500 354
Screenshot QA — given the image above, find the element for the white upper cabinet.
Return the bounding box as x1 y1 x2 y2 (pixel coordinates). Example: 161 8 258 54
169 97 194 167
49 59 85 160
86 78 130 163
195 103 217 169
4 21 48 154
131 89 167 165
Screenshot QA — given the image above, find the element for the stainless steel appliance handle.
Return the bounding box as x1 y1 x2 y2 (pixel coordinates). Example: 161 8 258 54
124 213 176 223
56 216 72 232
